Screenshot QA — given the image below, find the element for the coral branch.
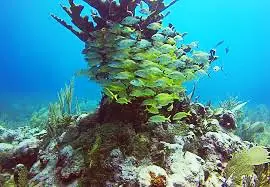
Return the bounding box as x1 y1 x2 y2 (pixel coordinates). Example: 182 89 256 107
53 0 180 41
51 14 88 41
61 2 95 33
83 0 110 18
141 0 179 28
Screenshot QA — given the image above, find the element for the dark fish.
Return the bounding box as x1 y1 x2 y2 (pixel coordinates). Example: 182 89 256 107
225 47 229 54
210 49 216 56
182 32 188 37
168 23 175 30
209 49 218 63
214 40 224 48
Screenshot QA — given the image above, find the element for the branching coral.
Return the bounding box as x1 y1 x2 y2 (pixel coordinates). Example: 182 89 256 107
54 0 217 125
52 0 179 41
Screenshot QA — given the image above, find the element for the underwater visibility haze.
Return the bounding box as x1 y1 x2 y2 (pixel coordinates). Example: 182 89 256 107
0 0 270 186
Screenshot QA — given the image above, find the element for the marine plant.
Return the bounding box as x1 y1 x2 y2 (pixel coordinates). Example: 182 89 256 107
223 146 270 185
53 0 218 124
29 107 48 129
87 134 102 168
47 79 76 128
235 121 265 143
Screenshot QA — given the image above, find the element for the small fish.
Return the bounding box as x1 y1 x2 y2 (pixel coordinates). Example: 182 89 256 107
116 97 131 104
167 103 174 111
147 22 162 30
174 35 183 44
151 33 166 42
132 52 145 61
139 60 161 69
117 39 136 49
168 60 186 69
175 48 185 57
152 41 164 47
155 93 178 107
142 99 157 106
172 111 191 121
130 88 156 97
136 39 152 48
104 88 118 100
121 16 141 25
157 54 173 65
148 67 163 75
209 49 218 62
166 37 176 45
192 51 210 62
148 115 171 124
213 65 222 72
113 71 134 80
168 23 175 29
181 32 188 37
159 44 176 53
121 26 135 34
189 41 199 48
146 106 159 114
162 27 175 36
225 47 229 54
130 79 145 87
209 49 216 57
167 71 186 82
214 40 224 48
111 51 130 61
153 77 173 87
105 82 126 92
110 23 122 34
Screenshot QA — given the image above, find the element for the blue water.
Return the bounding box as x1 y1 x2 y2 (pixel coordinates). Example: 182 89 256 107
1 0 270 122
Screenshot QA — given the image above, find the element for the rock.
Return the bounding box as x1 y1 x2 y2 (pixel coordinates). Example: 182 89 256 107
29 140 59 186
199 131 248 173
204 172 224 187
33 129 47 139
167 151 205 187
76 113 89 123
0 127 17 142
59 125 79 144
138 165 168 187
0 143 14 152
106 149 138 183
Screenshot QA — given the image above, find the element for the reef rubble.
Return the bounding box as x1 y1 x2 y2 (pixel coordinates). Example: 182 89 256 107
0 102 260 186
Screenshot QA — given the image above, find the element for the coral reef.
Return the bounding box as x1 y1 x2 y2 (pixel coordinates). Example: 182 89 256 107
1 0 269 187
